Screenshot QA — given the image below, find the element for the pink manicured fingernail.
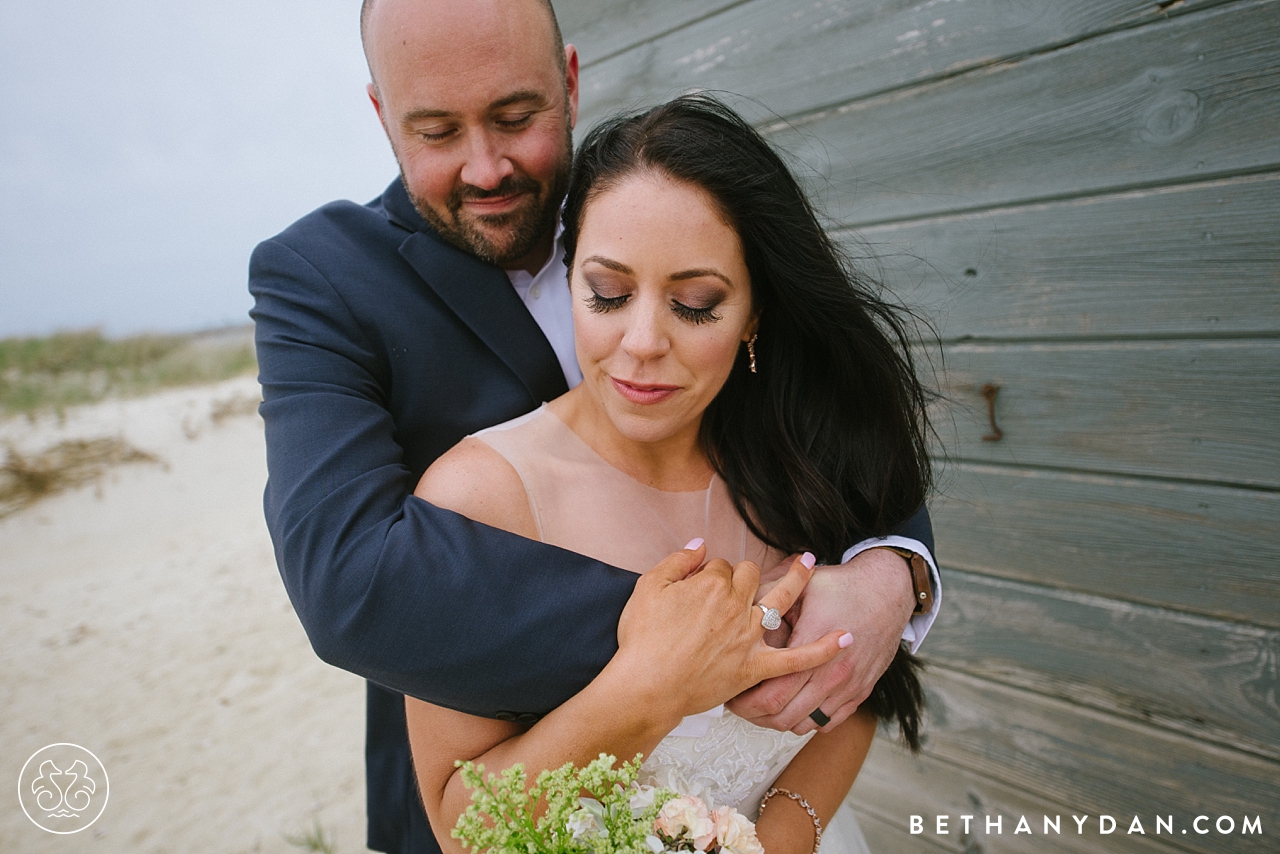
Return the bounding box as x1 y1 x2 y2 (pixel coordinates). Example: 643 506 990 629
685 538 705 550
800 552 816 569
838 632 854 649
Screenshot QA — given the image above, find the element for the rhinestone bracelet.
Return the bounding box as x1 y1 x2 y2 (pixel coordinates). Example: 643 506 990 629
759 787 823 853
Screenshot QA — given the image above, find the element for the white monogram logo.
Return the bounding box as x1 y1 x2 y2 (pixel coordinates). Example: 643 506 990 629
18 744 109 834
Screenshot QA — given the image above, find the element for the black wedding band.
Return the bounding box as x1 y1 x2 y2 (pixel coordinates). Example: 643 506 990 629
809 708 831 727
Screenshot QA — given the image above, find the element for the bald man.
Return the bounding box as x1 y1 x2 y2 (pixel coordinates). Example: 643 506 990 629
249 2 940 852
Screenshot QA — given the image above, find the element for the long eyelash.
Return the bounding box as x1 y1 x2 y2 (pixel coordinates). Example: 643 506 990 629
672 301 721 325
586 293 628 313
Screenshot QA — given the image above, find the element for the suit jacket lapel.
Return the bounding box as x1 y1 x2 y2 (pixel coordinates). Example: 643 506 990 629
382 179 569 405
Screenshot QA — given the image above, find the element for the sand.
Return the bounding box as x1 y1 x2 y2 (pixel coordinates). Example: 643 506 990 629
1 377 368 852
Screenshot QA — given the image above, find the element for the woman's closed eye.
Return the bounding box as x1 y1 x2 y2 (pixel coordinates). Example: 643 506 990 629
671 299 721 324
584 290 723 325
585 291 629 314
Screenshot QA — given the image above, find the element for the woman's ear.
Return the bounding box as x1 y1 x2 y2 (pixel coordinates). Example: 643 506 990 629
743 313 760 342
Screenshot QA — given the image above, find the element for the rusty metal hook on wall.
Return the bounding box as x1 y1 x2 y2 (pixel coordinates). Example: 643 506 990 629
981 384 1003 442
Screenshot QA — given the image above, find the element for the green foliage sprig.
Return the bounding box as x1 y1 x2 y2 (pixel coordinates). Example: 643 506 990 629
453 754 674 854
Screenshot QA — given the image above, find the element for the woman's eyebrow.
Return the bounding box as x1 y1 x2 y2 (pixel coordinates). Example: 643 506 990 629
670 268 732 287
582 257 732 288
582 255 633 275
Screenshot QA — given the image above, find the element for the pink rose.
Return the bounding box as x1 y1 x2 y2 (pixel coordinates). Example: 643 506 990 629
712 806 764 854
655 795 716 851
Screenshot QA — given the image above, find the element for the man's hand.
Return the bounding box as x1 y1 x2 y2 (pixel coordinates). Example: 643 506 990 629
726 548 914 735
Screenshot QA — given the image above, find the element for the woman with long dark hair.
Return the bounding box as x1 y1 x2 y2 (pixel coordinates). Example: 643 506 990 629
405 95 931 854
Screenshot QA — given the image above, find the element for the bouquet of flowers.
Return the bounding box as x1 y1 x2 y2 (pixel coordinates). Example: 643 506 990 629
453 754 764 854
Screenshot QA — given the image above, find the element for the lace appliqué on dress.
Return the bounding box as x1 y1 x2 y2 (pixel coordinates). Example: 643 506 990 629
639 710 813 818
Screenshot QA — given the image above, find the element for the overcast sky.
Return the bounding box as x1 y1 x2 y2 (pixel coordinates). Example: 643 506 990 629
0 0 397 338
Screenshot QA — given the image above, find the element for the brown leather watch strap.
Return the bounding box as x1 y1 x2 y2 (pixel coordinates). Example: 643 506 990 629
874 546 933 615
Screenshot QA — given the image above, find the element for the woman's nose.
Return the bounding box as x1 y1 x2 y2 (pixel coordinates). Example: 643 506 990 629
459 133 514 190
621 306 671 362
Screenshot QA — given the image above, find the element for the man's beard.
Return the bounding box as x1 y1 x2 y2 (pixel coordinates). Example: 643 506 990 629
406 131 572 268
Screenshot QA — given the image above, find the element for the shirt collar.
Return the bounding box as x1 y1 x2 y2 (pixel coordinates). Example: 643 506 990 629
505 218 566 290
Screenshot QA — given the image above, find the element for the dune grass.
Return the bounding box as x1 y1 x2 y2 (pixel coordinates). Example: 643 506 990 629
0 326 257 418
0 326 257 517
0 437 162 519
284 819 338 854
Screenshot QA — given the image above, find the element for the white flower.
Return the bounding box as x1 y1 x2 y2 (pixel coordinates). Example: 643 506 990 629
644 834 666 854
712 806 764 854
630 785 659 817
567 799 606 841
579 797 607 818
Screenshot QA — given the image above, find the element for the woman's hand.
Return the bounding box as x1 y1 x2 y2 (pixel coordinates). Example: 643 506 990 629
613 545 853 724
754 553 801 648
728 548 916 734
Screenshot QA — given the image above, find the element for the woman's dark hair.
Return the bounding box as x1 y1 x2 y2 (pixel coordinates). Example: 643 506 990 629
562 94 933 751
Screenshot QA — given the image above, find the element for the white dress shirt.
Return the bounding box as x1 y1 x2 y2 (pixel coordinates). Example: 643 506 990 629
505 223 940 649
504 224 582 389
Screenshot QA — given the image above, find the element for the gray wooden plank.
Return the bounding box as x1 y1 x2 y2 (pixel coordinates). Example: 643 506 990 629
927 570 1280 762
919 669 1280 853
763 0 1280 227
556 0 742 68
853 745 1174 853
931 339 1280 488
848 173 1280 341
931 462 1280 628
578 0 1231 128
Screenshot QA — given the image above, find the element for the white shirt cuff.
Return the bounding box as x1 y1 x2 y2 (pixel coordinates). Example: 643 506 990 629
841 535 941 654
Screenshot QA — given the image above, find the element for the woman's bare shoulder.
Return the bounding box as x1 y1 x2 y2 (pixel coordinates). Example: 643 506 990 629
414 437 538 539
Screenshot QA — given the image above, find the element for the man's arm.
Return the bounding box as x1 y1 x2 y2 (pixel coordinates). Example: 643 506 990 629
841 504 942 653
250 234 637 717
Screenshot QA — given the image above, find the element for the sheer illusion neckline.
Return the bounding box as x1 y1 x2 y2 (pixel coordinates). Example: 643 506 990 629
473 404 744 576
540 403 718 496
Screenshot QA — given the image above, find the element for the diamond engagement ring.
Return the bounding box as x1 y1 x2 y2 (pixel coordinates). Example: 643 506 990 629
758 604 782 631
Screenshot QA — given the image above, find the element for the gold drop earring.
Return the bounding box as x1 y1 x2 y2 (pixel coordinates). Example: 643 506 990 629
747 333 758 374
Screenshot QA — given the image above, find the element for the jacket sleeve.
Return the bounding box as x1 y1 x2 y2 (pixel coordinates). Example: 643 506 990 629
890 504 934 557
249 236 637 718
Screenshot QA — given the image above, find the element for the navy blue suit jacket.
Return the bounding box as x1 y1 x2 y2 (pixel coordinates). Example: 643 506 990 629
249 178 934 854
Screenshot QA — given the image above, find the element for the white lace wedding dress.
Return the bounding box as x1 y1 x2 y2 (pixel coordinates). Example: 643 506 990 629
474 406 872 854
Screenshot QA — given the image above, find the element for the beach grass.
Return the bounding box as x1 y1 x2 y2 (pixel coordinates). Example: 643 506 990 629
0 437 162 519
284 818 338 854
0 326 256 418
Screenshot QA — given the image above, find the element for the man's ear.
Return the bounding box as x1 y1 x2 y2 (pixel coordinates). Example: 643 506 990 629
564 44 580 129
367 82 384 124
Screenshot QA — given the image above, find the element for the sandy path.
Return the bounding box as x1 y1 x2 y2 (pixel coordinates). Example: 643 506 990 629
1 378 368 852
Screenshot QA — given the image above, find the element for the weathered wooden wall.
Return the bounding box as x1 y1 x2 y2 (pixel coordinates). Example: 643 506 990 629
558 1 1280 851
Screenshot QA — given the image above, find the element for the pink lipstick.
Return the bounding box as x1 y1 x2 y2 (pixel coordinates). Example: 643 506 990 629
611 377 679 405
